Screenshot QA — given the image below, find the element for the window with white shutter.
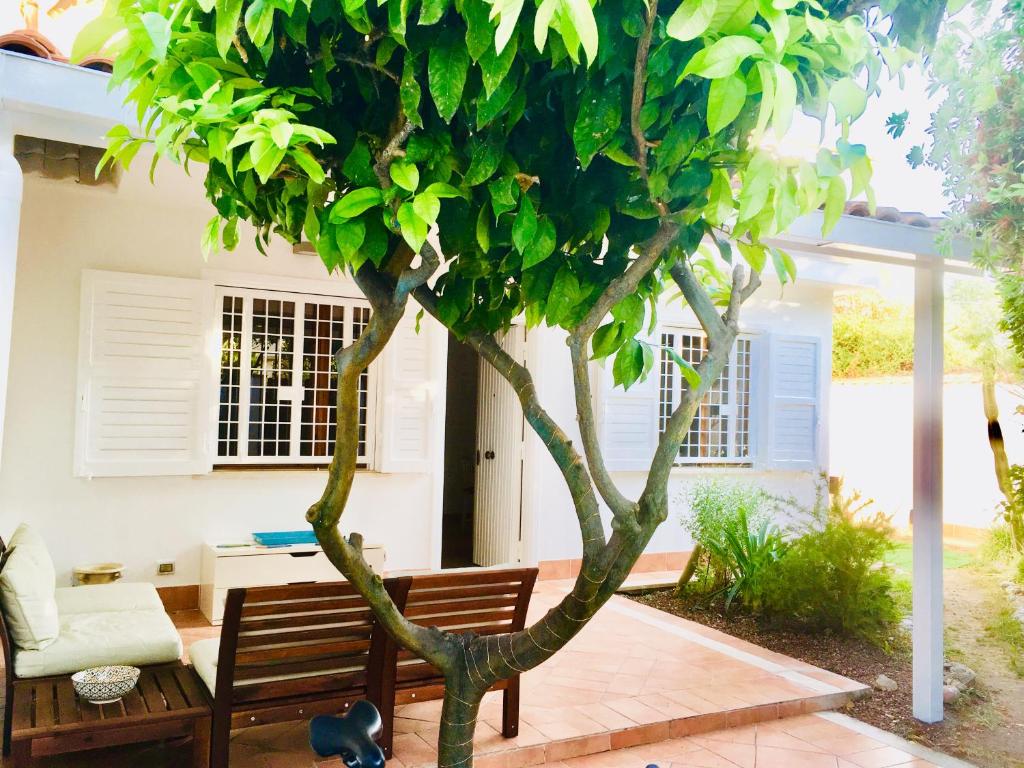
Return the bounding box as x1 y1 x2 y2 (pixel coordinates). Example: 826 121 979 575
74 270 213 477
214 287 376 467
658 329 754 466
766 335 820 469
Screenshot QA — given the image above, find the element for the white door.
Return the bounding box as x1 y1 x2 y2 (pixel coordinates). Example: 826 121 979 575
473 326 526 566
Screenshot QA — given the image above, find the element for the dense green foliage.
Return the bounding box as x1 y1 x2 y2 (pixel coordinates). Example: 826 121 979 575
75 0 933 386
832 280 1017 378
914 1 1024 363
679 481 901 645
762 490 900 645
832 290 914 378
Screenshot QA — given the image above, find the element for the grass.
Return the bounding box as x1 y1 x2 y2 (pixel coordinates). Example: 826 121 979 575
985 604 1024 678
883 541 975 574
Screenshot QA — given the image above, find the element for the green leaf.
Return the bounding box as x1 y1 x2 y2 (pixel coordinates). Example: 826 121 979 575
424 182 464 198
419 0 450 25
736 240 766 273
494 0 524 54
333 187 384 219
479 33 517 97
563 0 599 65
476 205 491 251
343 141 377 186
488 176 519 217
546 264 581 326
412 190 441 225
71 11 121 62
613 340 649 389
770 247 797 284
512 195 538 253
533 0 558 52
398 202 429 252
269 121 294 149
428 32 471 122
249 136 287 183
822 175 847 234
573 81 622 169
523 217 557 268
772 63 796 139
202 215 221 258
290 148 326 184
244 0 275 48
390 161 420 192
464 0 494 61
665 347 701 389
400 56 423 128
707 73 747 135
464 135 504 185
140 12 172 62
334 218 367 262
666 0 718 42
680 35 762 81
829 78 868 124
216 0 244 58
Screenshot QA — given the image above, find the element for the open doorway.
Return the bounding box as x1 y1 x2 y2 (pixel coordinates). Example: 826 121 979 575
441 328 526 568
441 335 480 568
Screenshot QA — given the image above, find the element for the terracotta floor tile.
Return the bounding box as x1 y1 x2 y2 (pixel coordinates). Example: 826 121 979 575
756 745 841 768
843 746 918 768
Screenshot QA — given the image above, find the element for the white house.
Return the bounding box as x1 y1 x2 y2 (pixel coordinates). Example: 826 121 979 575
0 39 847 604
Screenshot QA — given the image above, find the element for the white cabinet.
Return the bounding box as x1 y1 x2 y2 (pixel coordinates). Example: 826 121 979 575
199 542 386 624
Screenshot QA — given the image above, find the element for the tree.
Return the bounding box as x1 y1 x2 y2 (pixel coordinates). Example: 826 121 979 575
915 0 1024 550
76 1 945 764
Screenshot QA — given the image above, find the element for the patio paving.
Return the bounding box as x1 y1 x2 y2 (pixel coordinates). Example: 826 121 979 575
2 573 895 767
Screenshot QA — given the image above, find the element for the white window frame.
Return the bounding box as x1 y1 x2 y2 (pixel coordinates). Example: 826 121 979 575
660 327 755 466
213 285 377 467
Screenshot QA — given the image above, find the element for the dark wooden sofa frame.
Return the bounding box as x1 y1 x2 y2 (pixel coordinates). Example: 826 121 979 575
209 567 537 766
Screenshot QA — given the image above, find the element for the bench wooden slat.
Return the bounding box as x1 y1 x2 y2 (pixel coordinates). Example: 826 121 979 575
240 595 372 619
236 637 371 665
404 582 522 601
239 610 374 634
33 682 55 729
157 668 187 711
236 625 371 649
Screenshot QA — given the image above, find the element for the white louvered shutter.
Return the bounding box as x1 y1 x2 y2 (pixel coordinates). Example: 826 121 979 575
376 310 434 473
766 335 820 469
600 348 660 472
74 270 214 477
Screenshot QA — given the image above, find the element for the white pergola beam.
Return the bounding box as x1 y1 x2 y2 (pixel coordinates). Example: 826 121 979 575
912 260 945 723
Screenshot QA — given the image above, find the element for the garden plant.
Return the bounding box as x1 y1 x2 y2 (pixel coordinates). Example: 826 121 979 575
75 0 947 764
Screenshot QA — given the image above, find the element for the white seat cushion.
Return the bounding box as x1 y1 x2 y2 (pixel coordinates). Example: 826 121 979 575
55 582 165 615
14 609 183 678
0 524 59 650
188 637 219 695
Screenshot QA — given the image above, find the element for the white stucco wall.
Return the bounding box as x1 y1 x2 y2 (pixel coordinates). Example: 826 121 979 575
0 157 443 587
831 376 1024 530
525 279 836 563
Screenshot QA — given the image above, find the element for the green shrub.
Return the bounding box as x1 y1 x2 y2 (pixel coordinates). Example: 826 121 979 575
762 490 901 646
1017 556 1024 586
832 292 914 378
981 524 1017 562
676 480 786 598
705 508 786 611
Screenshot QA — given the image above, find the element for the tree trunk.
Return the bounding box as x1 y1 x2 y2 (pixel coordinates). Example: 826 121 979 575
437 662 487 768
675 543 704 596
982 376 1024 552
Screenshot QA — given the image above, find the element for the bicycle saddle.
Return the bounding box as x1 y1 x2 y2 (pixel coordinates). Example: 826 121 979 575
309 700 386 768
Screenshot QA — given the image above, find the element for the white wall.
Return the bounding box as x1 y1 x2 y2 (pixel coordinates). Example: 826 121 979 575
0 156 444 587
830 376 1024 530
525 279 835 562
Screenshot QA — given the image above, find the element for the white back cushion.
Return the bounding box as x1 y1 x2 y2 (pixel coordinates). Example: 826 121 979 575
0 525 59 650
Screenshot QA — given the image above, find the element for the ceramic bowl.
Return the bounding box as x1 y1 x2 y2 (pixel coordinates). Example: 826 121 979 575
71 665 140 704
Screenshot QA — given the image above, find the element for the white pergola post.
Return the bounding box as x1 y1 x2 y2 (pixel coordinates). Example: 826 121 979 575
912 258 944 723
0 117 23 470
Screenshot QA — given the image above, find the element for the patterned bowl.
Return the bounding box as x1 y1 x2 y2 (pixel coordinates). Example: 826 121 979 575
71 666 140 704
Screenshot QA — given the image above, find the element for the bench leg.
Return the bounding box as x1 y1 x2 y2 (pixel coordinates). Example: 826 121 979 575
502 679 520 738
192 715 212 768
9 738 30 768
210 710 231 768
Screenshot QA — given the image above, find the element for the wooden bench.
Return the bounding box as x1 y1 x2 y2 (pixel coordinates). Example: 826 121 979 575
8 662 211 767
396 568 538 738
202 579 409 768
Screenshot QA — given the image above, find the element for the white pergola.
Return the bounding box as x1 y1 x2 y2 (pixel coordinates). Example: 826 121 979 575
0 49 980 724
770 213 978 723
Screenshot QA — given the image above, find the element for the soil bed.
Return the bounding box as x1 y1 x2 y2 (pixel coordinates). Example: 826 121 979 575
627 581 1023 768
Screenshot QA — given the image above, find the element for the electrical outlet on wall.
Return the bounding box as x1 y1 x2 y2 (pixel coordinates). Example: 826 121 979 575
157 561 175 576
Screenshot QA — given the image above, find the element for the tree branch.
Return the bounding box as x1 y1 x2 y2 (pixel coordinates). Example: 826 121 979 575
412 284 608 559
668 260 727 339
567 337 639 528
631 0 668 217
340 54 400 84
374 117 414 190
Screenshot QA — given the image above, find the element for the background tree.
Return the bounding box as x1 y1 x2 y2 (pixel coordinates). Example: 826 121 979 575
77 0 945 764
912 0 1024 550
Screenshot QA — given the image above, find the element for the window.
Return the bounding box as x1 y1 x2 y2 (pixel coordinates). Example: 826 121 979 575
216 287 374 466
659 330 753 464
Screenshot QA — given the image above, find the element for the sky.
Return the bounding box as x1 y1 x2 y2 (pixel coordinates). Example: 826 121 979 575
782 64 950 218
